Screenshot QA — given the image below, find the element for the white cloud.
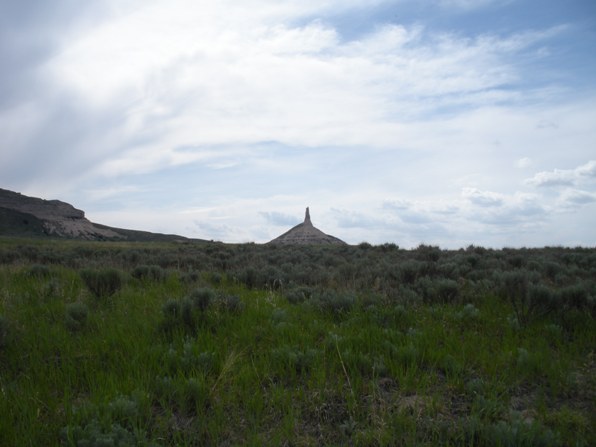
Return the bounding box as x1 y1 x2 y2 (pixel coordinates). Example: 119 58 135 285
576 160 596 178
525 160 596 187
437 0 510 11
2 0 595 248
462 187 504 207
515 157 532 168
525 169 575 187
260 211 301 226
558 189 596 206
37 2 571 184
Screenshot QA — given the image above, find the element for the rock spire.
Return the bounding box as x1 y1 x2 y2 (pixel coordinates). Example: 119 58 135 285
268 207 346 245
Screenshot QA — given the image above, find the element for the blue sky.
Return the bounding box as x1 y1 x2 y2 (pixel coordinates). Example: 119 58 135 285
1 0 595 247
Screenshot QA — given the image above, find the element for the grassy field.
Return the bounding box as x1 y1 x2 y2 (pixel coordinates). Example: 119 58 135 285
0 237 594 446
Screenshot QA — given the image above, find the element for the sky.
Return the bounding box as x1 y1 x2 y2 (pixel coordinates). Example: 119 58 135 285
1 0 595 248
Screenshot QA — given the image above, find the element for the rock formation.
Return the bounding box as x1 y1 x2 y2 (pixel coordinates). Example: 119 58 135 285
269 207 346 245
0 188 122 239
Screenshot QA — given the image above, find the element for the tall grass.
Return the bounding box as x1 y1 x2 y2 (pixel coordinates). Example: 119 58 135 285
0 239 594 445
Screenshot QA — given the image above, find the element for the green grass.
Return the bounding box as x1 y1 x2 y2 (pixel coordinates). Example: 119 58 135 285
0 239 594 446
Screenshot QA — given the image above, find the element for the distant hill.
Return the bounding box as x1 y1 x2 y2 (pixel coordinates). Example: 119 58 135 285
0 188 198 242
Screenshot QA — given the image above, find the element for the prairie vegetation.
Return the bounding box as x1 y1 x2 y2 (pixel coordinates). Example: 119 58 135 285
0 238 594 445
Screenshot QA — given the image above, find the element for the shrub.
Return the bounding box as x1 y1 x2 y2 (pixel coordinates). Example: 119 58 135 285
162 299 181 318
160 299 182 334
161 290 216 335
80 268 123 299
471 395 505 422
216 294 244 314
27 264 51 278
271 308 289 325
189 287 215 312
180 270 200 284
61 393 152 446
131 264 166 282
395 344 420 369
515 347 542 378
238 267 258 289
65 302 89 332
558 284 589 310
208 271 222 285
0 249 19 264
154 376 210 416
399 260 425 284
181 297 194 328
455 303 480 324
311 290 355 317
434 279 459 304
0 315 13 349
285 286 314 304
483 414 560 447
500 270 554 326
183 378 210 414
272 345 317 375
527 284 557 316
392 287 422 306
416 244 441 262
62 419 136 447
438 353 463 377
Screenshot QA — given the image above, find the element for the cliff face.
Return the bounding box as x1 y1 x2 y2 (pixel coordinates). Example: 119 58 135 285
0 188 121 240
269 207 346 245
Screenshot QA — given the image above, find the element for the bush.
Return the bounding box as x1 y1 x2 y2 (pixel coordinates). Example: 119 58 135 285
131 264 166 282
238 267 258 289
161 291 216 335
154 376 210 416
181 297 194 328
455 303 480 324
65 302 89 332
80 268 123 299
162 299 181 318
311 290 355 317
500 270 554 326
0 315 13 349
62 419 136 447
558 284 589 310
483 414 560 446
272 345 318 375
61 393 152 446
399 260 425 284
433 279 460 304
180 270 200 284
189 287 215 312
160 299 182 334
216 294 244 314
285 286 314 304
183 378 210 414
27 264 51 278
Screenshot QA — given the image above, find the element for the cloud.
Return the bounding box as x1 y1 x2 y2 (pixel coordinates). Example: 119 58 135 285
0 1 106 107
576 160 596 178
1 0 595 248
525 160 596 187
331 208 388 229
473 194 546 226
462 187 504 207
37 4 563 162
525 169 575 187
1 0 578 198
515 157 532 168
558 189 596 206
437 0 510 11
260 211 301 226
